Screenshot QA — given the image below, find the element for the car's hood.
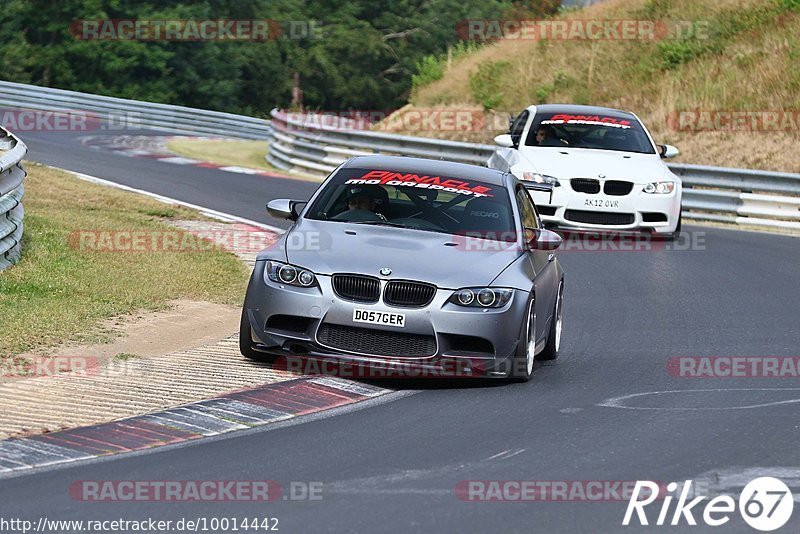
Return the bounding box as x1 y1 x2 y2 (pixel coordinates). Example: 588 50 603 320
516 147 669 183
262 219 522 289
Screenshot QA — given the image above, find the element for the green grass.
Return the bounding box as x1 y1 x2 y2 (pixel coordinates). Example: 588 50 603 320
166 138 271 171
166 137 323 182
469 60 512 110
411 41 483 95
0 164 249 355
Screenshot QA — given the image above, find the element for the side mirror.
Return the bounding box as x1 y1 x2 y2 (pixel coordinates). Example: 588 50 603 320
527 228 562 251
267 199 303 221
494 134 514 148
658 144 679 159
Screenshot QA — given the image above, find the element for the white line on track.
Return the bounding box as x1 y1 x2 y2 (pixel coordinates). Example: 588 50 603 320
485 448 526 461
598 388 800 410
60 168 286 234
689 466 800 502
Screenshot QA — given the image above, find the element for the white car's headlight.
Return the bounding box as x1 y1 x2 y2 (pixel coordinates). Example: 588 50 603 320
522 172 561 187
266 260 317 287
643 181 675 194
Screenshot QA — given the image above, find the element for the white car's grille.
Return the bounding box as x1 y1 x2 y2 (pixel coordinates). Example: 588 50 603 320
570 178 600 194
603 180 634 196
565 210 635 225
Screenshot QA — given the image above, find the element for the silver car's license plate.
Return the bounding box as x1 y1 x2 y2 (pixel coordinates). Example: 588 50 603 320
353 309 405 328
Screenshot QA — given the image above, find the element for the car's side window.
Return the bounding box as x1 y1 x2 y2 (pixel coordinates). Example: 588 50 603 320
509 110 529 148
515 187 540 230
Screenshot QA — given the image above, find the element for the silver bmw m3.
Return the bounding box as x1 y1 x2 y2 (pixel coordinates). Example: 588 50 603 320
240 155 565 382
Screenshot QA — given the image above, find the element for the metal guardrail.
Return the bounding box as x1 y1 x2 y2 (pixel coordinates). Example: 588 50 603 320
268 109 494 172
268 109 800 231
0 126 27 270
672 164 800 229
0 80 273 140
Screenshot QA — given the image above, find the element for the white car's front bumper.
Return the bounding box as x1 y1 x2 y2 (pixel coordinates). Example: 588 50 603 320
529 182 682 234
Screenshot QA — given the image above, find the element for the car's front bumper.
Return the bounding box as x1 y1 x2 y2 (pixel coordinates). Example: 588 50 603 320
243 262 530 379
529 186 681 234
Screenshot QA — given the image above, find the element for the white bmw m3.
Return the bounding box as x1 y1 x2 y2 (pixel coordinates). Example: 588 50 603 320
488 104 682 239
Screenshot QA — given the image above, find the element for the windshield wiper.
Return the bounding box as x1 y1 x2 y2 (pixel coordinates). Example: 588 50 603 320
350 220 408 228
351 219 455 236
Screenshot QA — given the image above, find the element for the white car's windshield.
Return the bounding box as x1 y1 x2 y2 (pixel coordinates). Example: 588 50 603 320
525 112 656 154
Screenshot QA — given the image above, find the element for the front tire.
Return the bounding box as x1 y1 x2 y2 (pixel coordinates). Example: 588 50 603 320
509 298 536 382
658 212 682 241
239 308 277 363
538 280 563 361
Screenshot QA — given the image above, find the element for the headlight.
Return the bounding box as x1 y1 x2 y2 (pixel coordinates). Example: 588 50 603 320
643 181 675 194
266 261 317 287
522 172 560 187
449 288 513 308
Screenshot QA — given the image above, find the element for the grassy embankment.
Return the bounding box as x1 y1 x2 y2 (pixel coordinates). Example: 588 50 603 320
0 164 249 355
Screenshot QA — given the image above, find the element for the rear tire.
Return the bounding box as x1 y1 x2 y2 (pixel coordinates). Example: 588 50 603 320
239 308 277 363
538 280 563 361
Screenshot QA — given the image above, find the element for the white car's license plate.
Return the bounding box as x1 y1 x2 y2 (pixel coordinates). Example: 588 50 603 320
584 198 620 209
353 309 405 328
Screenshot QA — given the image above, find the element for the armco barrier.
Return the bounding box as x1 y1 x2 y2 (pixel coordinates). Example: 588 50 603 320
671 164 800 229
0 80 273 140
0 126 27 270
268 109 800 231
267 109 494 173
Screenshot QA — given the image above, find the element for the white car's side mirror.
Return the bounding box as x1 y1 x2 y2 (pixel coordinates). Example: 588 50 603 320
494 134 514 148
658 144 679 159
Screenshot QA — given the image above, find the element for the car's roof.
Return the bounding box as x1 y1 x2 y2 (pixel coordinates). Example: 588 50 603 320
529 103 638 120
342 155 509 186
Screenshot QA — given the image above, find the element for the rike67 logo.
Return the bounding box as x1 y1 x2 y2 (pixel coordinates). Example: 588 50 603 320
623 477 794 531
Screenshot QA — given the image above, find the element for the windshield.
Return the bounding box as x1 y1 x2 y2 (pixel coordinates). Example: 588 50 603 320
305 167 516 239
525 112 656 154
